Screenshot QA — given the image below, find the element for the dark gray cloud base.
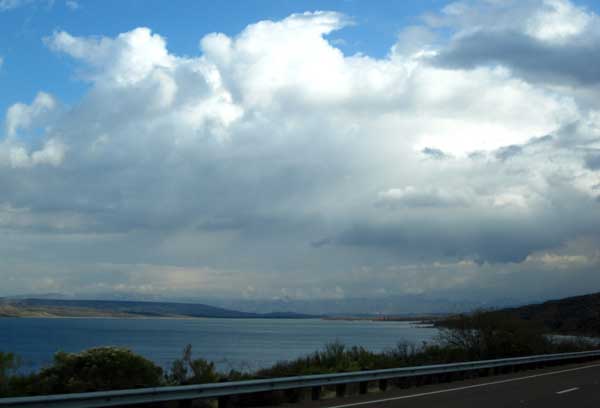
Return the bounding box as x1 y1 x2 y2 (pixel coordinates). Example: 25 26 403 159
434 30 600 85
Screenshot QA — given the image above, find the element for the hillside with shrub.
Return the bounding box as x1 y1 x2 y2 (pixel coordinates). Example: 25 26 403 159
440 292 600 337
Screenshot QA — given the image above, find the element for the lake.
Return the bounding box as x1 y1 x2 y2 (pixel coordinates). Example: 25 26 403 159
0 318 438 373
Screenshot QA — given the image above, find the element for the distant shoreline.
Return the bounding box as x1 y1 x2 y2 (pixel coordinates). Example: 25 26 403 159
0 298 450 321
0 312 434 323
0 298 316 320
0 309 315 320
0 306 439 323
322 316 443 323
0 313 211 320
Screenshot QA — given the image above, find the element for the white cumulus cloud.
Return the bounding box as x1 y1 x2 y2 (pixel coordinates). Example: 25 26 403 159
1 3 599 307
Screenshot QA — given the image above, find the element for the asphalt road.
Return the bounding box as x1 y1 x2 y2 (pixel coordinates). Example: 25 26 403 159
294 362 600 408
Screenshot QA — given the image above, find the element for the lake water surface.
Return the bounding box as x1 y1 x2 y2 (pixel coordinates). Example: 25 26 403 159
0 318 437 372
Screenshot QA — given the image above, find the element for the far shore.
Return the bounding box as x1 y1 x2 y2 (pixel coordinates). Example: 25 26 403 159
0 314 435 322
1 307 439 322
322 315 445 323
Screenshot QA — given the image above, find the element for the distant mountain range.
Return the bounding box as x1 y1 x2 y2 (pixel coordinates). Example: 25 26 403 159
4 291 523 315
0 298 315 319
206 295 522 316
1 291 532 317
4 291 599 323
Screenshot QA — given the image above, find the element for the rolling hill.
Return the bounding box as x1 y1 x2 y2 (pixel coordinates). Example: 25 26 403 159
440 292 600 336
0 298 314 319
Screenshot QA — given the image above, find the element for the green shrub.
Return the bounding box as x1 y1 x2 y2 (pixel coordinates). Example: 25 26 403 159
0 352 19 396
33 347 163 394
437 310 551 359
166 344 220 385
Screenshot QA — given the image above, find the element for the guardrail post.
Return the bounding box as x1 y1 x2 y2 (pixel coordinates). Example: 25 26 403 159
359 381 368 394
311 386 321 401
378 379 388 391
179 399 193 408
394 378 407 388
284 388 301 403
218 395 230 408
336 383 347 397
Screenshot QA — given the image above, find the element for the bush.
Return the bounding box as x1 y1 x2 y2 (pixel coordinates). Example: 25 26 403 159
437 310 551 359
0 352 19 396
256 341 392 378
31 347 163 394
166 344 220 385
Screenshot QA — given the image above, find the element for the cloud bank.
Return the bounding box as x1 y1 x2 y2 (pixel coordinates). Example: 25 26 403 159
1 2 600 309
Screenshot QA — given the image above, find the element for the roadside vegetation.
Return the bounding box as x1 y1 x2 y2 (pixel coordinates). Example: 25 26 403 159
254 310 595 379
0 347 162 397
449 292 600 337
1 311 598 400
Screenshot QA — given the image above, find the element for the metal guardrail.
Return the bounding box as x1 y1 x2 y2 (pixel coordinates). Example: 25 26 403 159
1 349 599 408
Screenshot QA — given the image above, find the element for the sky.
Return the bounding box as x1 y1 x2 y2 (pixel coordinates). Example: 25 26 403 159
1 0 600 312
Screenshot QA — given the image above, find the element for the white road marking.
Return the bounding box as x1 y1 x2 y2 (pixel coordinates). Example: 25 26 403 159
325 363 600 408
556 387 579 394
